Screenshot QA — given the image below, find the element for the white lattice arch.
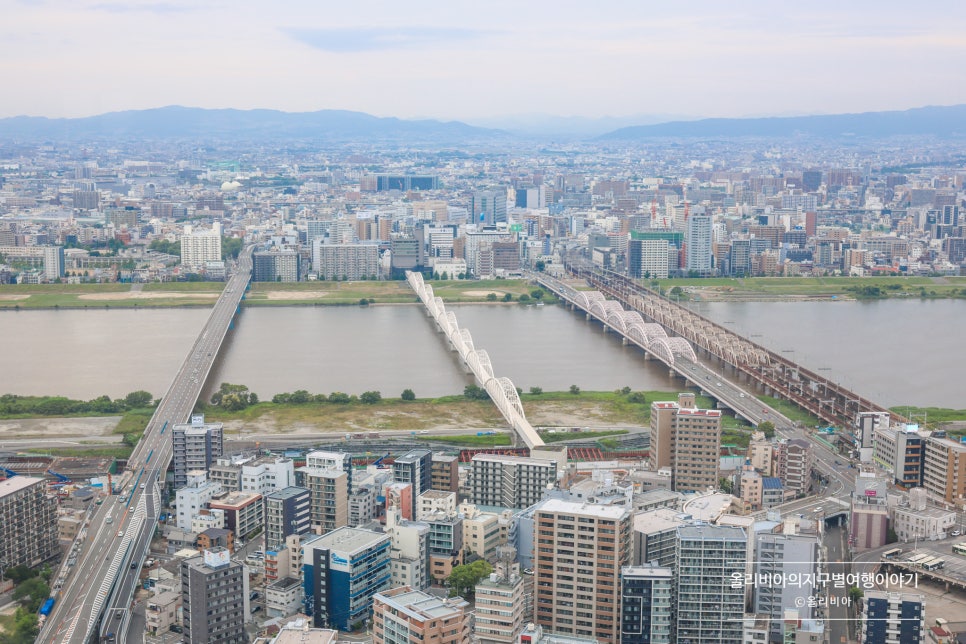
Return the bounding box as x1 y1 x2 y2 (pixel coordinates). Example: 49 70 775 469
627 324 649 349
589 299 609 320
622 311 645 328
468 349 495 382
649 338 676 365
641 323 668 341
666 337 698 362
460 329 474 354
607 311 627 333
496 376 526 419
445 312 460 337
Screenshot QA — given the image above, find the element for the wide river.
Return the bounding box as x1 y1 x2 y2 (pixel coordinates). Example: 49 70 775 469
0 299 961 408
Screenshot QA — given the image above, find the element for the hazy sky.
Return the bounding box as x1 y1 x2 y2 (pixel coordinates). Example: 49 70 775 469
4 0 966 121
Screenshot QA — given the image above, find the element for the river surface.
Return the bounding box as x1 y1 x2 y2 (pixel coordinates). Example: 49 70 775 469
0 300 960 408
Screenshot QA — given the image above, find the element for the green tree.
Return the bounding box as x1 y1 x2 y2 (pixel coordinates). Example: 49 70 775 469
401 389 416 401
620 386 632 395
486 293 498 301
447 560 493 599
359 298 370 306
12 577 49 612
534 260 546 272
758 420 776 438
719 477 734 494
123 390 153 408
360 391 382 404
569 384 581 395
529 387 543 395
463 385 490 401
627 392 647 404
289 390 311 404
502 293 513 302
221 236 243 260
518 294 530 302
530 289 544 299
328 392 352 404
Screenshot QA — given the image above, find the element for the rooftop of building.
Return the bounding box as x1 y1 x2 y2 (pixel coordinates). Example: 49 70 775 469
762 477 783 490
267 486 310 501
395 449 432 462
306 526 388 555
270 619 338 644
376 586 467 620
304 449 350 461
536 497 629 520
419 489 456 500
0 475 45 497
297 466 347 478
471 453 555 466
676 407 722 418
677 523 747 541
431 453 459 463
268 576 302 591
622 563 674 579
210 490 262 507
632 507 691 534
681 492 734 521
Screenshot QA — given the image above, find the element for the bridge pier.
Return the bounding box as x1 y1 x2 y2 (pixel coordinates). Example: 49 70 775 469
622 337 628 346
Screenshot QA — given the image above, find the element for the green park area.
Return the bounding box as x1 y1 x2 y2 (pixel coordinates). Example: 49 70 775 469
0 278 553 309
652 275 966 301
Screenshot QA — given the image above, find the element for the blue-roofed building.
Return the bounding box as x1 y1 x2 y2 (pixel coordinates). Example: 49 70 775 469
302 526 391 631
761 477 784 508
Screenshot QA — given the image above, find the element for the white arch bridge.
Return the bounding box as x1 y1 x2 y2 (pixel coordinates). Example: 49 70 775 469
406 271 545 449
534 273 699 368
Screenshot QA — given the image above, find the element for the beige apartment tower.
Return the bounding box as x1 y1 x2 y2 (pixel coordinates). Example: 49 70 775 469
649 393 722 493
533 498 631 644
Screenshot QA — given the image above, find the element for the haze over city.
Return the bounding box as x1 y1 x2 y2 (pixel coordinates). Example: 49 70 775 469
4 0 966 122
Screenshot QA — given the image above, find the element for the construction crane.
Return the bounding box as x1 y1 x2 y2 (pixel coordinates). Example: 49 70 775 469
47 469 71 484
372 453 391 468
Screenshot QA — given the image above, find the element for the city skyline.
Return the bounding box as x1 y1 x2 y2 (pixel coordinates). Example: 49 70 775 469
4 0 966 121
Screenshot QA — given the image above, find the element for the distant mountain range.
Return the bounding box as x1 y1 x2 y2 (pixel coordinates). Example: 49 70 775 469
598 104 966 140
0 106 501 142
1 104 964 142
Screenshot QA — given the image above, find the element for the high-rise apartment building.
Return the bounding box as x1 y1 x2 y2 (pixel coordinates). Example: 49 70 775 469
471 454 557 509
253 249 300 282
296 466 349 534
533 499 631 643
264 486 312 551
209 491 264 542
171 414 223 490
753 532 820 640
302 527 391 630
627 237 670 279
650 393 722 493
674 524 747 644
620 563 673 644
474 554 525 644
431 453 459 492
923 435 966 503
312 239 379 280
372 586 470 644
181 548 249 643
0 476 57 568
180 222 222 270
392 449 433 498
685 213 713 275
782 439 813 497
860 591 925 644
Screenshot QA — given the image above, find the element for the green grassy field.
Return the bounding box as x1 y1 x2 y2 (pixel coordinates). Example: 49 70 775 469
654 275 966 300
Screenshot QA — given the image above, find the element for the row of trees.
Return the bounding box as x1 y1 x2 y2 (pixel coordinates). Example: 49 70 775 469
0 390 154 417
209 383 258 411
268 388 418 405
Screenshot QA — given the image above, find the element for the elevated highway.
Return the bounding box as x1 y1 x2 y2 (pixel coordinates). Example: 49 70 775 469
42 247 254 644
406 271 544 449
